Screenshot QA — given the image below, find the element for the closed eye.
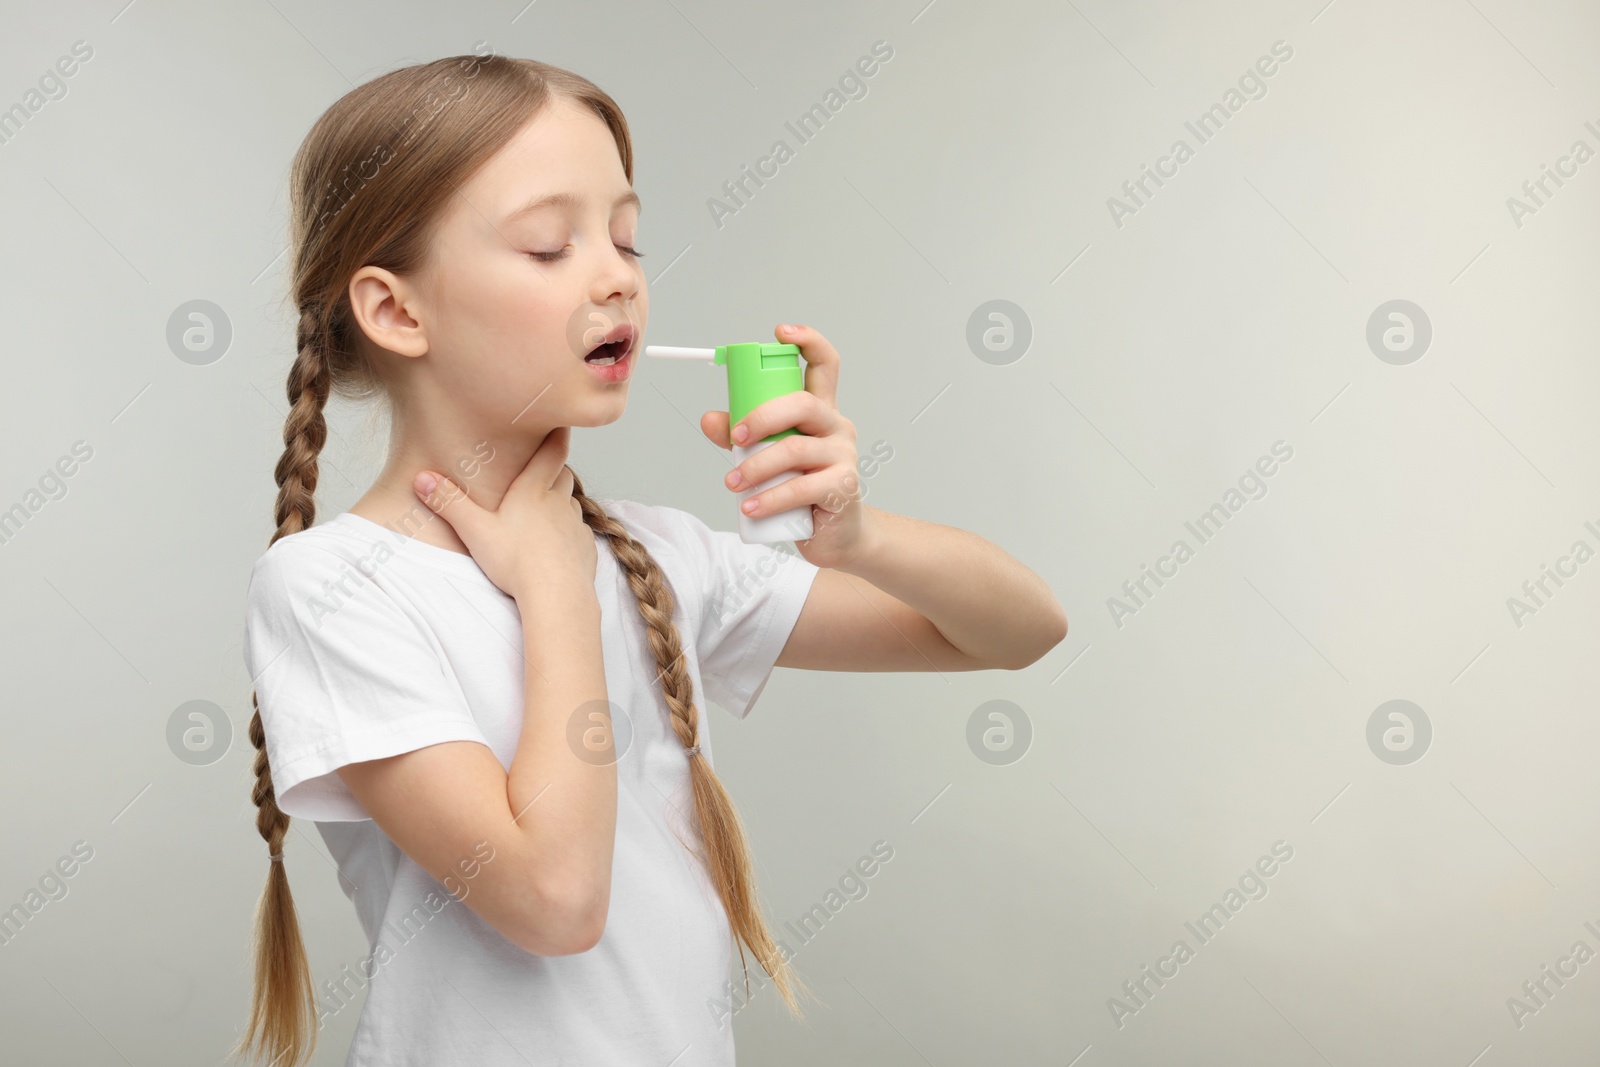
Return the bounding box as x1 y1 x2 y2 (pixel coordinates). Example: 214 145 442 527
528 245 647 263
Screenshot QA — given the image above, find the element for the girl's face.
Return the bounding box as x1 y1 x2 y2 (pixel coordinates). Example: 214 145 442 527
379 97 647 433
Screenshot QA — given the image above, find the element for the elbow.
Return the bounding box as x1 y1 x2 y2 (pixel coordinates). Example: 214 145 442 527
1007 605 1068 670
512 878 609 956
551 912 606 955
566 897 608 953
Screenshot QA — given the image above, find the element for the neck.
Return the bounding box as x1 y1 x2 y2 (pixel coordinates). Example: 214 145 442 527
349 421 555 557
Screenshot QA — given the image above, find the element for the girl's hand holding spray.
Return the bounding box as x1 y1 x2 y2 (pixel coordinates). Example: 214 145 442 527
645 339 817 544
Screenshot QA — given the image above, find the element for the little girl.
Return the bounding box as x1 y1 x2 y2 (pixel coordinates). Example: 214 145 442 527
235 50 1066 1067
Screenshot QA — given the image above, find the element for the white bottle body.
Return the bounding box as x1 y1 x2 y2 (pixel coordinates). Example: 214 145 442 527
734 438 813 543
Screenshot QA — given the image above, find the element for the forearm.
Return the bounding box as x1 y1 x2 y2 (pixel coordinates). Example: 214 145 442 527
506 593 616 937
839 505 1067 668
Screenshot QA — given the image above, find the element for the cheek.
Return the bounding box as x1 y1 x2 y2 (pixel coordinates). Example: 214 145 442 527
447 262 568 352
435 272 574 394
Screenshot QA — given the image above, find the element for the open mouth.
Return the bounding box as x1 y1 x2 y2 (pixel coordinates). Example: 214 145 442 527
584 323 636 366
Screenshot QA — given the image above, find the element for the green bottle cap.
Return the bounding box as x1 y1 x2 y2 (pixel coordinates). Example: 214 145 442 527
714 343 803 444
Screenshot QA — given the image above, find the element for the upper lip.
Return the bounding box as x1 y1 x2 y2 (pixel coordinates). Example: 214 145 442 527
587 321 636 359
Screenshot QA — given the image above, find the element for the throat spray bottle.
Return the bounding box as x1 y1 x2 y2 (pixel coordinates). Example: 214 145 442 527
643 342 814 544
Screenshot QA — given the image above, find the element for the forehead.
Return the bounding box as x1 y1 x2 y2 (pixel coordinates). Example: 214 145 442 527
461 97 629 218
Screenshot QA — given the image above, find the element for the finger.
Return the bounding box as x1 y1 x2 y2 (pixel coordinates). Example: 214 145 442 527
508 425 572 496
741 466 860 518
777 323 839 410
415 471 480 534
725 433 832 491
730 389 841 448
538 426 573 489
700 409 732 450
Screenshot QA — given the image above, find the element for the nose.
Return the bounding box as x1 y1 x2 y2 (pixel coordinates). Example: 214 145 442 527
591 244 641 308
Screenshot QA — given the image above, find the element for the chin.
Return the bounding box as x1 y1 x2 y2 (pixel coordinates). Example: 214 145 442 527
567 397 631 428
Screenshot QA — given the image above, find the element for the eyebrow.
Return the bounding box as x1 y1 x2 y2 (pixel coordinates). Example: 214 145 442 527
503 189 642 224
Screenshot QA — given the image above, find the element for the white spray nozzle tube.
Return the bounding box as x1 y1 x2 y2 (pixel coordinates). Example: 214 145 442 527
642 345 716 361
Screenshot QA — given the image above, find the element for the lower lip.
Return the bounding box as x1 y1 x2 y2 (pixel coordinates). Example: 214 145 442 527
585 343 633 383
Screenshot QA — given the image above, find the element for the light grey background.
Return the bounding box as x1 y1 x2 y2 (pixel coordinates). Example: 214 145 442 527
2 0 1597 1064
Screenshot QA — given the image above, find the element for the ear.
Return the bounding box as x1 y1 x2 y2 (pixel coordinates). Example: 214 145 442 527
348 265 429 358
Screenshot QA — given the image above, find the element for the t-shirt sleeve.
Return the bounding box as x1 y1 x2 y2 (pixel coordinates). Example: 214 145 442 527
658 505 820 720
241 541 491 822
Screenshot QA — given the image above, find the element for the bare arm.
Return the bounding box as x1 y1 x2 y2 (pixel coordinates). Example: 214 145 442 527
505 590 615 944
336 587 614 955
777 505 1068 672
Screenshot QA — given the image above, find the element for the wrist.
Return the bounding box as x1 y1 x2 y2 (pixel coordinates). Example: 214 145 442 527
835 504 891 578
513 581 599 621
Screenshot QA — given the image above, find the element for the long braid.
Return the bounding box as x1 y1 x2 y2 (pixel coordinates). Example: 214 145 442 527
571 474 814 1016
232 305 331 1067
268 306 332 540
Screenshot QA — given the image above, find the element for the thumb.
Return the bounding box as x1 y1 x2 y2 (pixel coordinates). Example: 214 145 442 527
699 409 732 450
414 471 479 533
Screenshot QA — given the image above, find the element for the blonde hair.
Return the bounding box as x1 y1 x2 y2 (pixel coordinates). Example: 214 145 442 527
233 51 809 1067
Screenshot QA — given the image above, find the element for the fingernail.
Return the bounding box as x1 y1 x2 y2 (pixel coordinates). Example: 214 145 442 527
417 472 438 495
726 469 744 489
733 423 749 443
743 498 760 514
777 323 794 334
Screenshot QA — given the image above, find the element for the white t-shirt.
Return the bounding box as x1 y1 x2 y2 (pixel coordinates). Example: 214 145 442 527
240 498 819 1066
